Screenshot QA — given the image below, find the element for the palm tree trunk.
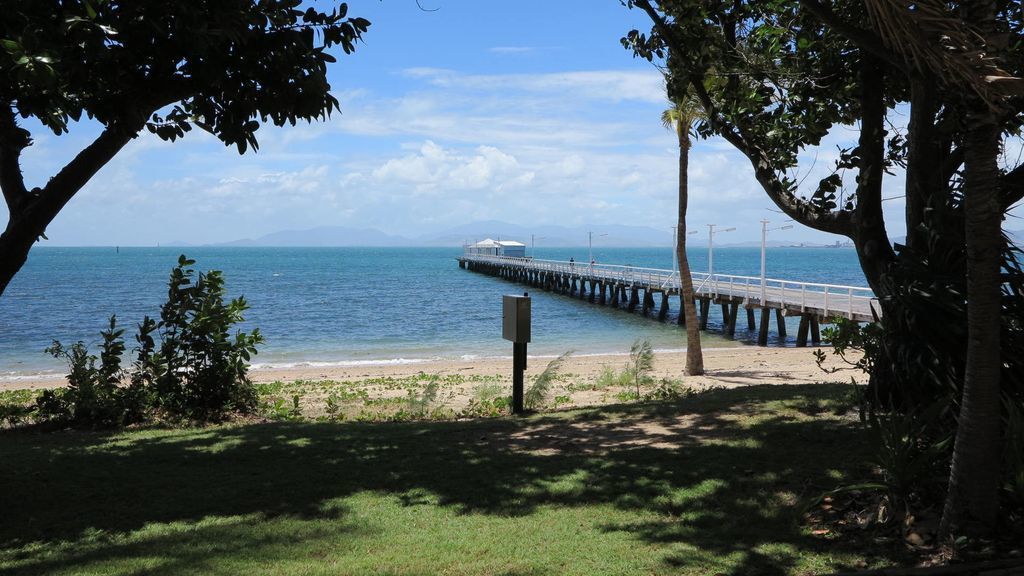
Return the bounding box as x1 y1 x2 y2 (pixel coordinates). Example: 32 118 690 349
939 105 1003 537
676 121 703 376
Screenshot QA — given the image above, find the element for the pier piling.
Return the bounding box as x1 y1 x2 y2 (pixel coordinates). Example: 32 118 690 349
758 308 771 346
457 254 875 348
726 303 739 338
796 315 810 347
642 289 655 316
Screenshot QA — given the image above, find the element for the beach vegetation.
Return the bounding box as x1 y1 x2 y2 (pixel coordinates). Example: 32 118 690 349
0 390 34 427
149 256 263 420
472 382 507 402
35 255 262 427
524 351 572 410
628 338 656 398
0 2 370 296
37 316 149 428
461 396 513 419
644 378 697 402
591 366 633 391
624 0 1024 540
614 390 641 402
324 393 345 421
405 379 439 414
264 395 303 422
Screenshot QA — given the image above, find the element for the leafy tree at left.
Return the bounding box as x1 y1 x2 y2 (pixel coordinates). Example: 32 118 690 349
0 0 370 295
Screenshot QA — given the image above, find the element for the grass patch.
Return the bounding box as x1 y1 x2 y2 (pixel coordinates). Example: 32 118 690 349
0 383 906 575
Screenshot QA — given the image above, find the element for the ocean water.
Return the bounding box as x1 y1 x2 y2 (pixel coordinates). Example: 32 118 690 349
0 246 868 380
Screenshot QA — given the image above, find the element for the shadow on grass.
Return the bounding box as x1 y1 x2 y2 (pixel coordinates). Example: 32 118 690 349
0 384 896 575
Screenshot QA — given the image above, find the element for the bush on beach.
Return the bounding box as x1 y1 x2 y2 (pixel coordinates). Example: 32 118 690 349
35 255 262 427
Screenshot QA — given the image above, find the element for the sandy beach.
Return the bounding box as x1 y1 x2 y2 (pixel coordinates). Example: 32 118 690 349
1 345 859 392
251 346 860 388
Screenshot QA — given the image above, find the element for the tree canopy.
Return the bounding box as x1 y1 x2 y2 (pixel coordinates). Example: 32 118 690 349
0 0 369 294
624 0 1024 275
624 0 1024 539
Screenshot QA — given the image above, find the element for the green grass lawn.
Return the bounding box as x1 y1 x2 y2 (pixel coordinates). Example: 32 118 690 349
0 384 905 575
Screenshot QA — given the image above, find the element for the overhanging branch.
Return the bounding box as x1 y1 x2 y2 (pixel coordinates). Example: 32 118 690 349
798 0 908 73
632 0 853 236
36 124 139 220
1002 163 1024 209
34 92 184 223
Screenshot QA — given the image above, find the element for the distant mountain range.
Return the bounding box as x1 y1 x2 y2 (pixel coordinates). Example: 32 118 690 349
204 222 1024 249
216 226 409 247
212 221 681 248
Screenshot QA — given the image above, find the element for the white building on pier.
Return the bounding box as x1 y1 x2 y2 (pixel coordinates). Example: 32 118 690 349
463 238 527 258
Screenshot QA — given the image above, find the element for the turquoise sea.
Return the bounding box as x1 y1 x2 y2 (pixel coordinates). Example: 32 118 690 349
0 246 868 380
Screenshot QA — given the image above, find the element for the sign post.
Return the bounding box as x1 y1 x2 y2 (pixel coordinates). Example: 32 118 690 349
502 292 531 414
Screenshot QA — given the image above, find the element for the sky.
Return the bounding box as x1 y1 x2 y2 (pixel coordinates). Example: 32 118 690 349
11 0 1024 246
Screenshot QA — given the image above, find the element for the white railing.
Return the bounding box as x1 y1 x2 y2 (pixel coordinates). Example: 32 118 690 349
459 253 877 319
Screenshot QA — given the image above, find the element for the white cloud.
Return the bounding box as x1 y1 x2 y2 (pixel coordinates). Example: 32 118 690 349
401 68 665 104
26 63 920 247
489 46 539 54
370 141 532 195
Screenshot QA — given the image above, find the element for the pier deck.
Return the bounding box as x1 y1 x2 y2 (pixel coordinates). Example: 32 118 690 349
457 254 878 347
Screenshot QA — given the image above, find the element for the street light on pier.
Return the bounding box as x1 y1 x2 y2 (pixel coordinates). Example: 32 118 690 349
706 224 735 278
670 225 698 286
760 219 793 304
588 231 607 264
531 234 545 257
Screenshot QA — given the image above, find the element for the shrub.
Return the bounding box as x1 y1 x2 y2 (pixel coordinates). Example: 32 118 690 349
148 256 263 420
39 316 149 428
35 255 262 427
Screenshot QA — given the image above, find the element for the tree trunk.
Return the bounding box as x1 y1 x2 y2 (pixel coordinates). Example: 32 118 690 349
676 119 703 376
904 77 941 252
939 105 1003 537
0 114 140 298
0 208 47 296
850 55 895 297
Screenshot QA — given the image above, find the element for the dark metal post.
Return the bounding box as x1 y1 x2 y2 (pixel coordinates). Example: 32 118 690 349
503 292 531 416
512 342 526 414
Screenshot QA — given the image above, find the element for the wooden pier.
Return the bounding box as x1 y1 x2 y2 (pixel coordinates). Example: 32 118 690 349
457 254 879 346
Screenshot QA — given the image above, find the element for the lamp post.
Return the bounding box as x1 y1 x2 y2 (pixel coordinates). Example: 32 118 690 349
588 231 607 264
670 226 698 287
706 224 736 278
531 234 545 257
760 219 793 304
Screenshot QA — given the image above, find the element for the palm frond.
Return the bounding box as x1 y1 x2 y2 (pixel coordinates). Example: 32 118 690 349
525 351 573 410
863 0 1022 109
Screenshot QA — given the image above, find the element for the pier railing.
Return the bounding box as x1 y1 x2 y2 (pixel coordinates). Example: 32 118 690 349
458 254 878 320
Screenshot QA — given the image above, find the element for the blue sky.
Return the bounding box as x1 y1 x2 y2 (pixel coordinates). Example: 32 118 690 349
12 1 1023 245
